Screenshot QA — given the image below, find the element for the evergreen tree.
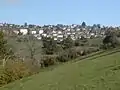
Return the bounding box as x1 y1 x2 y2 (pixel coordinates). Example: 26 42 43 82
81 22 86 28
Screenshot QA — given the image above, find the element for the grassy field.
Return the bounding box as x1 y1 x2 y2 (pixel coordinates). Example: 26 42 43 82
1 49 120 90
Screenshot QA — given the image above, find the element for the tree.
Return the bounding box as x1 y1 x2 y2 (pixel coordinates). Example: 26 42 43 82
0 31 7 59
62 35 74 49
93 24 97 28
25 35 41 60
97 24 101 29
81 22 86 28
27 29 31 35
0 31 14 68
81 36 86 40
74 38 81 46
103 32 119 49
81 36 87 42
42 37 57 55
24 22 27 28
28 24 34 28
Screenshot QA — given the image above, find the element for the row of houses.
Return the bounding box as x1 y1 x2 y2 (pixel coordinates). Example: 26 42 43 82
11 27 105 41
1 22 120 41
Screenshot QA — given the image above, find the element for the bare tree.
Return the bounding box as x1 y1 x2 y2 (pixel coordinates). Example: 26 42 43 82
25 35 41 65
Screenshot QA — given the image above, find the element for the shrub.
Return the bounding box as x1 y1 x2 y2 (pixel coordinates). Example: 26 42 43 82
99 44 106 49
0 31 9 59
80 43 84 46
68 48 78 59
16 37 22 42
57 50 69 62
103 33 120 49
57 47 83 62
84 47 99 55
0 60 32 86
55 45 64 54
41 55 57 67
74 38 81 46
62 35 74 49
90 44 99 47
23 58 41 74
42 37 57 55
57 46 100 63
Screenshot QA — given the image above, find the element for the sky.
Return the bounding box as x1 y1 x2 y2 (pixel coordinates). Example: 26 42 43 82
0 0 120 26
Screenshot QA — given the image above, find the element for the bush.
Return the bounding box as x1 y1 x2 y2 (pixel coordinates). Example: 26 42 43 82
0 31 9 59
57 46 100 63
42 37 57 55
62 35 74 49
57 50 69 62
99 44 106 49
16 37 22 42
55 45 64 54
0 60 32 86
41 55 57 67
90 44 99 47
57 47 83 62
68 48 79 59
74 38 81 46
0 31 15 61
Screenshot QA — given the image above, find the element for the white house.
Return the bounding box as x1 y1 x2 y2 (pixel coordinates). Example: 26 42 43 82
42 33 47 37
90 33 95 36
20 29 28 35
54 38 57 41
70 34 74 37
63 27 66 30
39 30 43 34
82 28 86 30
37 36 42 40
13 30 19 34
71 37 76 40
79 32 83 34
72 32 75 35
0 23 3 26
95 35 98 37
67 29 71 31
59 39 63 41
31 31 37 34
57 34 63 38
76 28 80 31
9 24 13 27
53 33 58 37
67 32 71 35
34 34 38 37
52 30 56 34
70 26 74 29
58 31 62 34
46 35 52 38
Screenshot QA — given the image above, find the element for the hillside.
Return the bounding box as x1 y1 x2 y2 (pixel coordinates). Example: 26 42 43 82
1 51 120 90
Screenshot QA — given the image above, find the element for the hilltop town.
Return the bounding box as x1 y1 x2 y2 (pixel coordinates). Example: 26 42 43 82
1 22 120 42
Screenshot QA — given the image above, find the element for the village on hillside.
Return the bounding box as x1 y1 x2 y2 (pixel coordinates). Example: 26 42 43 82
0 22 120 42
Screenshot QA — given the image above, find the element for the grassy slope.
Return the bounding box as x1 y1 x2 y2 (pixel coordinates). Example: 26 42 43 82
1 51 120 90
